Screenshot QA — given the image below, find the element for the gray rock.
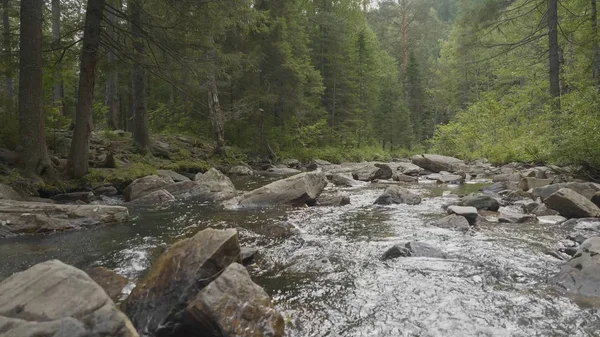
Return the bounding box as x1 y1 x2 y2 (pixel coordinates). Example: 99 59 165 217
480 182 508 195
518 177 552 191
436 174 464 184
532 203 559 216
537 215 567 225
128 189 175 205
498 210 536 223
316 194 350 206
0 201 128 237
85 266 129 302
374 186 421 205
544 188 600 218
461 193 500 211
565 218 600 243
382 241 446 260
395 162 424 175
532 182 600 201
552 237 600 299
240 247 259 264
592 191 600 208
50 191 96 204
265 167 302 175
0 260 138 337
179 263 285 337
167 168 236 202
124 175 174 202
410 154 465 173
157 169 191 182
123 228 241 336
330 173 357 187
433 214 471 232
0 183 22 200
447 206 478 225
281 158 301 168
352 164 388 181
152 140 171 158
392 171 418 182
514 199 540 213
93 185 118 196
229 165 254 176
229 171 328 208
492 173 522 182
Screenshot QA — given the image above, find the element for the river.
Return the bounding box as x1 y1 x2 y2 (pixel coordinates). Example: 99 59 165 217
0 176 599 336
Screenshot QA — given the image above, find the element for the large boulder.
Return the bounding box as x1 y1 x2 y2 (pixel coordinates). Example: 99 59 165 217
0 260 138 337
352 163 391 181
374 186 421 205
395 162 423 176
532 182 600 201
0 201 128 237
460 193 500 211
392 171 418 183
0 183 22 200
157 169 191 182
410 154 465 173
229 171 328 208
381 242 446 260
518 177 553 191
166 168 236 202
544 188 600 218
330 173 357 187
532 203 559 216
123 228 241 336
177 263 284 337
124 175 174 202
552 237 600 299
127 189 176 205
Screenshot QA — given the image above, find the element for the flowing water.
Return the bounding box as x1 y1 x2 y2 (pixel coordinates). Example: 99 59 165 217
1 176 599 336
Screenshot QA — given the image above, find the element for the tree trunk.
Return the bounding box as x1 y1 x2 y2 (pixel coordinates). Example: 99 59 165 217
593 0 600 91
51 0 64 116
18 0 52 176
105 1 119 129
131 0 150 154
548 0 561 107
2 0 12 111
67 0 106 178
401 4 408 71
208 76 225 155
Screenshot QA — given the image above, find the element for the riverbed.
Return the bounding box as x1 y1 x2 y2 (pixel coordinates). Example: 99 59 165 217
0 176 598 336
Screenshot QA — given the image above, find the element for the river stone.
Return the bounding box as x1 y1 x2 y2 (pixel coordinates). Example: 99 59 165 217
374 186 421 205
565 218 600 243
395 162 423 176
86 266 129 302
230 171 328 208
544 188 600 218
499 210 536 223
410 154 465 173
480 182 508 195
382 241 446 260
0 183 22 200
281 158 301 168
0 200 129 237
266 167 302 175
518 177 553 191
352 164 387 181
50 191 96 204
514 199 540 213
436 174 463 184
176 263 284 337
240 247 259 264
157 169 191 182
124 175 174 202
552 237 600 299
128 189 175 205
592 191 600 208
0 260 138 337
330 173 357 187
433 214 471 232
537 215 567 225
315 194 350 206
123 228 241 336
532 203 559 216
492 173 522 183
393 171 418 182
229 165 254 176
166 168 236 202
532 182 600 201
94 185 118 196
447 206 478 225
461 193 500 211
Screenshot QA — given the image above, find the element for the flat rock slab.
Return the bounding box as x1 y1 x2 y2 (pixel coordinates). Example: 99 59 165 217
411 154 465 173
537 215 567 225
0 200 129 237
447 206 479 225
498 210 536 223
0 260 138 337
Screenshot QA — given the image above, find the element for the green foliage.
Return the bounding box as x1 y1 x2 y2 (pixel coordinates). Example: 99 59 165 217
84 163 158 187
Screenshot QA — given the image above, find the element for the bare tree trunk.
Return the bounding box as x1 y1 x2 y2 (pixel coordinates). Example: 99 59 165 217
548 0 561 107
51 0 64 116
208 75 225 155
18 0 52 176
105 1 119 129
131 0 150 153
593 0 600 91
2 0 12 111
67 0 106 178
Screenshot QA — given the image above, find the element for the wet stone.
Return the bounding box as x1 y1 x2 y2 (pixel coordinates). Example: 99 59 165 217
382 241 447 260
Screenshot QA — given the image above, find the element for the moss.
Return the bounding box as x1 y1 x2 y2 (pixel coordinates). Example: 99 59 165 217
84 163 158 187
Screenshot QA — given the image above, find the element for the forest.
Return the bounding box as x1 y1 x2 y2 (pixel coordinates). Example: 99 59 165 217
0 0 599 181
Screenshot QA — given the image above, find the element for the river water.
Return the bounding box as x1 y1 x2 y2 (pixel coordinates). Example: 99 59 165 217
0 176 599 336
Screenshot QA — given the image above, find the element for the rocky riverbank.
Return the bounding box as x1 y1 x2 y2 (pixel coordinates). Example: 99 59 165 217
1 152 600 336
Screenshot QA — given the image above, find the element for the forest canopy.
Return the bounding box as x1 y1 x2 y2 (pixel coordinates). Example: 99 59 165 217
1 0 599 180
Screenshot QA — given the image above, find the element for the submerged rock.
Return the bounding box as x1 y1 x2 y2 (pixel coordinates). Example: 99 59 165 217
0 200 128 237
552 237 600 299
315 194 351 206
433 214 471 232
230 171 328 208
178 263 284 337
374 186 421 205
123 228 241 336
544 188 600 218
124 175 174 202
410 154 465 173
382 241 446 260
0 260 138 337
461 193 500 211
